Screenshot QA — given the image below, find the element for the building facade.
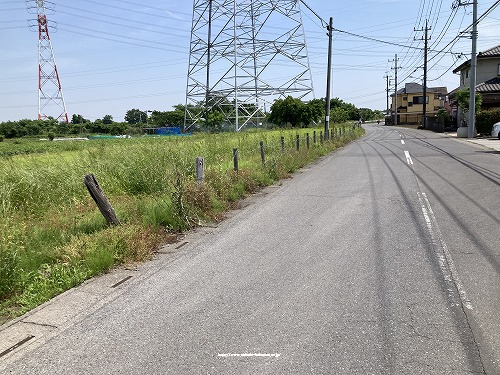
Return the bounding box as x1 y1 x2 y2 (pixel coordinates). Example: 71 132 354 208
452 45 500 112
390 82 448 125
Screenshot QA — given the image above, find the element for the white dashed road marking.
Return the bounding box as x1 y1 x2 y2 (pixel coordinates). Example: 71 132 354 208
404 150 413 165
417 192 473 310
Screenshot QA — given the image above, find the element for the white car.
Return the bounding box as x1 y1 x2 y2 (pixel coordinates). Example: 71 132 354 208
492 122 500 139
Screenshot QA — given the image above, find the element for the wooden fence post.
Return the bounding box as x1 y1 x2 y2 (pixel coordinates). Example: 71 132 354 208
260 141 265 165
196 157 204 183
233 148 239 172
281 136 285 153
313 130 317 143
306 133 310 149
296 134 300 151
84 174 120 226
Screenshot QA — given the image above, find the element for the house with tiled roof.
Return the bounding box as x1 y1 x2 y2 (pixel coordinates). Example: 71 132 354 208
452 45 500 114
390 82 448 125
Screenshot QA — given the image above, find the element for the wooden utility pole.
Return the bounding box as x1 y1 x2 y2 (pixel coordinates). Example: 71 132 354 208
324 17 333 140
84 174 120 226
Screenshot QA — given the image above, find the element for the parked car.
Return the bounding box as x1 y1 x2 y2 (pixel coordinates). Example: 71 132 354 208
492 122 500 139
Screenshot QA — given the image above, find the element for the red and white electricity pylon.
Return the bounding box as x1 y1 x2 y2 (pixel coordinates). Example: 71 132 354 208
27 0 68 123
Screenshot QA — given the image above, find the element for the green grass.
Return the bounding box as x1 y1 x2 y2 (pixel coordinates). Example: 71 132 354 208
0 125 364 323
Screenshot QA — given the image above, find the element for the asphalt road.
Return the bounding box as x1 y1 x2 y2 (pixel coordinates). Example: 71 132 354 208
1 123 500 374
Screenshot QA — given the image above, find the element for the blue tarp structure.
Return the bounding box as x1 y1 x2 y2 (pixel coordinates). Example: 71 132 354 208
155 127 181 135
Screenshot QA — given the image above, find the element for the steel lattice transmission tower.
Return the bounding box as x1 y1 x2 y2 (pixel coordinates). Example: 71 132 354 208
184 0 314 131
27 0 68 123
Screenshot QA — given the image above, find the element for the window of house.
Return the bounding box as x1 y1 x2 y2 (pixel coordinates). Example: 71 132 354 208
408 102 413 107
403 96 407 101
413 96 428 104
498 64 500 76
466 69 469 78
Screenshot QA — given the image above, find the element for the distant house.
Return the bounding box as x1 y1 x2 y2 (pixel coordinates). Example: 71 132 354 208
451 45 500 125
390 82 448 126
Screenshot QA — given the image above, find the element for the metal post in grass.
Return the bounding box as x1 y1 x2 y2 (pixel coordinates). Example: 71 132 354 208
296 134 300 151
260 141 265 165
233 148 239 172
313 130 317 143
306 133 310 149
196 157 204 183
84 174 120 226
320 131 323 143
281 136 285 153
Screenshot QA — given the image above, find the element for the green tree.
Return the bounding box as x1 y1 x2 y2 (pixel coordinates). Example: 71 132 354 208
268 96 304 127
102 115 114 124
71 114 90 125
150 110 184 126
330 107 349 123
125 109 147 125
456 88 483 127
330 98 358 120
373 110 385 120
89 119 109 134
301 99 325 126
358 108 375 121
109 122 128 135
456 88 483 114
204 110 225 132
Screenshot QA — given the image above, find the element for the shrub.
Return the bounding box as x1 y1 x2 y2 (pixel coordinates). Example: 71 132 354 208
476 109 500 136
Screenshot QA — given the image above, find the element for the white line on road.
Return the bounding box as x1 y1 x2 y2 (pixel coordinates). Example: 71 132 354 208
401 140 405 145
404 150 413 165
218 353 281 358
417 192 473 310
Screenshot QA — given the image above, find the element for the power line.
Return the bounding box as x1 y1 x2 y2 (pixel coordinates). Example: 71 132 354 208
333 28 425 51
298 0 328 28
58 23 188 53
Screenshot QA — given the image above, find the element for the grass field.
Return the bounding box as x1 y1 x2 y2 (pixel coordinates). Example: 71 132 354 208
0 125 364 323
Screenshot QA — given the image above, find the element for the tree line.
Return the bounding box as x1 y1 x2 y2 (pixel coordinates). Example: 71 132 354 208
0 97 382 139
268 96 383 127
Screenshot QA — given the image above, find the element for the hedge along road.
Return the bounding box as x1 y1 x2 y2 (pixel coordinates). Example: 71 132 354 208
1 122 500 374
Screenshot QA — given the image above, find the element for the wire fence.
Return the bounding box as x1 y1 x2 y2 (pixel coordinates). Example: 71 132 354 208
0 124 362 222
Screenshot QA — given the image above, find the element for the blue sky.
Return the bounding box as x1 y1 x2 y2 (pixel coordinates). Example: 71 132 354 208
1 0 499 122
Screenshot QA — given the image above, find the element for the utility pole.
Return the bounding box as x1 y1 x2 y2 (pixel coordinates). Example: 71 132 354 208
469 0 478 138
384 73 391 118
454 0 478 138
415 20 431 129
324 17 333 140
390 54 399 126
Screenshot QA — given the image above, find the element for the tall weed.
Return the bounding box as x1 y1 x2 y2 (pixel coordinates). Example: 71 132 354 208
0 126 364 322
